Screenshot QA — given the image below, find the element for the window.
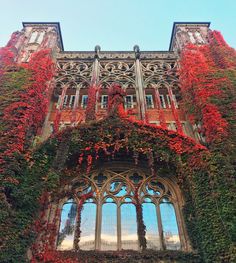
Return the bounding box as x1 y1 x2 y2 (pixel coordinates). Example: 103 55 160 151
162 95 179 109
146 95 154 109
81 95 88 109
56 169 184 251
167 122 177 131
125 95 133 109
69 95 76 108
160 198 180 250
63 95 68 108
79 199 96 250
159 95 166 108
57 199 77 250
166 95 171 108
28 31 45 44
36 32 45 44
29 31 38 43
101 95 108 109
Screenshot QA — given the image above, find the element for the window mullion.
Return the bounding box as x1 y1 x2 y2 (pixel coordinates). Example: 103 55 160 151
96 201 102 250
117 203 121 250
156 204 165 250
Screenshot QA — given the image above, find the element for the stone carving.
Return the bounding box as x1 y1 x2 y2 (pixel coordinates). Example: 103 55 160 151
55 60 93 87
98 61 136 89
141 60 178 88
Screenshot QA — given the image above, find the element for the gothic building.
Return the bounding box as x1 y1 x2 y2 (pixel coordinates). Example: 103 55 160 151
1 22 235 263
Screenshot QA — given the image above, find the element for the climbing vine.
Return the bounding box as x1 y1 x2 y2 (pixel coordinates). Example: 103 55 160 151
0 29 236 263
179 30 236 262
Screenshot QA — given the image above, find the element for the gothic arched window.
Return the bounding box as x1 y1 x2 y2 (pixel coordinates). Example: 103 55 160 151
57 199 77 250
56 168 185 251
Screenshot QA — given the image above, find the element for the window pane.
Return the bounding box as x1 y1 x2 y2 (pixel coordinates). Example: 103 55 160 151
36 31 45 44
121 204 139 250
57 200 77 250
143 202 161 250
29 31 38 43
101 95 108 108
146 95 154 109
160 200 181 250
101 203 117 250
79 202 96 250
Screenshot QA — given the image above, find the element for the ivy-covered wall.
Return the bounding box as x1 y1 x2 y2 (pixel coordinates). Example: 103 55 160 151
0 30 236 263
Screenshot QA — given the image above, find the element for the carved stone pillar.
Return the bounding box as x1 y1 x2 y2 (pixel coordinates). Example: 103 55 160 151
134 45 146 120
91 45 101 113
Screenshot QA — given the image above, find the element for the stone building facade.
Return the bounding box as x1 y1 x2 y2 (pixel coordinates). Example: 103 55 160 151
5 21 234 263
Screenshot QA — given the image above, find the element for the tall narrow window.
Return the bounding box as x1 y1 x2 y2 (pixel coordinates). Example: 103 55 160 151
125 95 133 109
146 95 154 109
69 95 76 108
166 95 171 108
159 95 166 108
81 95 88 109
29 31 38 43
56 95 61 109
172 94 179 109
36 31 45 44
160 198 180 250
57 199 77 250
79 199 96 250
121 204 138 250
101 95 108 109
143 200 161 250
63 95 68 108
101 200 117 250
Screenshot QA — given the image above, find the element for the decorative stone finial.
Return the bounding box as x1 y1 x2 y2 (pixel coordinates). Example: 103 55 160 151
94 45 101 58
133 45 140 59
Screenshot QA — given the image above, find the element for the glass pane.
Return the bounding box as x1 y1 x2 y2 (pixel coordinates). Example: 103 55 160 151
160 201 181 250
101 203 117 250
79 202 96 250
57 200 77 250
143 203 161 250
110 181 127 197
121 204 139 250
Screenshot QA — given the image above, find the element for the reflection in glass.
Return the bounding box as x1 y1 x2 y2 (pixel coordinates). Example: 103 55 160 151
160 199 181 250
143 202 161 250
121 204 139 250
101 203 117 250
79 201 96 250
57 199 77 250
110 181 127 197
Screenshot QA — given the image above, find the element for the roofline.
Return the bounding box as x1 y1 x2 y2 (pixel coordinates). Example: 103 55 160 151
22 22 64 51
169 22 211 51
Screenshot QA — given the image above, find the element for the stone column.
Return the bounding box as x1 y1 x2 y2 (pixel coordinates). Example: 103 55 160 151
134 45 146 120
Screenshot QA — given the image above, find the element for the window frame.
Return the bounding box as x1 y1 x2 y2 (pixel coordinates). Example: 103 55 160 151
55 169 185 252
145 94 154 109
81 95 88 109
101 95 108 109
125 95 134 109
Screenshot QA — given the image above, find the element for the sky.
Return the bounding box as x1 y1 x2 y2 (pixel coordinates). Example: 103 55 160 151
0 0 236 51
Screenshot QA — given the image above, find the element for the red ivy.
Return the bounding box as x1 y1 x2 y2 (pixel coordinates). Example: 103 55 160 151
178 31 236 143
0 48 55 175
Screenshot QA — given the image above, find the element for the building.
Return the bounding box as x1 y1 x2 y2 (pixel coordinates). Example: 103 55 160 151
0 22 235 263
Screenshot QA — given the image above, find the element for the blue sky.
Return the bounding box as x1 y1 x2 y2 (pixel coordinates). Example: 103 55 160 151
0 0 235 51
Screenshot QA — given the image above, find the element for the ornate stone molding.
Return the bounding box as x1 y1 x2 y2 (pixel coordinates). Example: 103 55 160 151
56 51 177 60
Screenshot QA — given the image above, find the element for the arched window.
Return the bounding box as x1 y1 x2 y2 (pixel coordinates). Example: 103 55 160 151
56 168 186 251
160 198 180 250
121 203 138 250
101 198 117 250
79 198 96 250
57 199 77 250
